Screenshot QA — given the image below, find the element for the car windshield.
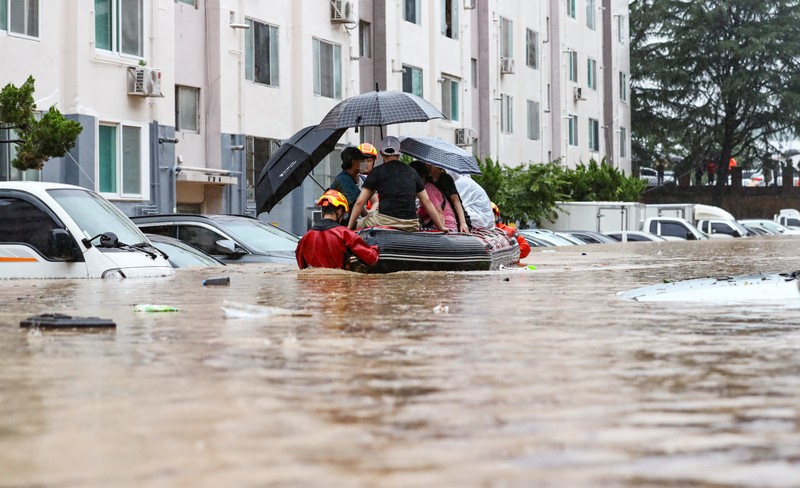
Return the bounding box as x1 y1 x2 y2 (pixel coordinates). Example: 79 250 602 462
48 188 148 245
150 240 221 268
217 218 299 253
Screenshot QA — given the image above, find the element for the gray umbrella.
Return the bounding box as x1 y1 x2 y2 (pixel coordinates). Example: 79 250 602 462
399 136 481 175
317 90 445 129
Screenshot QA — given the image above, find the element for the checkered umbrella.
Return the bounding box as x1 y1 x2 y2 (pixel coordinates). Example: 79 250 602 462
317 90 445 129
255 125 346 214
399 136 481 175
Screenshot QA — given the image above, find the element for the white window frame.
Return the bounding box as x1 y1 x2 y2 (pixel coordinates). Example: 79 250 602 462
245 18 279 87
527 100 540 141
588 118 599 151
402 64 424 97
501 94 513 135
176 85 200 133
441 0 458 39
441 75 460 121
620 71 628 102
2 0 39 38
500 17 513 59
587 58 597 90
568 114 578 147
568 50 578 83
526 28 538 69
404 0 421 25
245 136 280 204
359 21 371 59
313 37 342 100
97 121 147 199
94 0 145 59
586 0 596 30
567 0 576 19
619 127 628 158
617 15 626 43
0 126 40 181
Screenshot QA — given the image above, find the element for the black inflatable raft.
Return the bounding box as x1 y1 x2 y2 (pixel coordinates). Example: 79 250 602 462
350 227 520 273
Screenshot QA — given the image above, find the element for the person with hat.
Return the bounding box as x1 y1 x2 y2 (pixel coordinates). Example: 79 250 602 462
329 145 364 212
296 189 380 270
347 136 446 232
355 142 380 211
492 202 530 262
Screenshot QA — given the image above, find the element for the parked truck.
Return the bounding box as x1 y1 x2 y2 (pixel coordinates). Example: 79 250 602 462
774 209 800 229
543 201 645 233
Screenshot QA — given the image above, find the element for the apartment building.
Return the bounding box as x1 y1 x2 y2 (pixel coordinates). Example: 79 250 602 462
0 0 629 235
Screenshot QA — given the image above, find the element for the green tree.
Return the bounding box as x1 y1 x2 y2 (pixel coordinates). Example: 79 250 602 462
566 159 647 201
0 76 82 171
630 0 800 185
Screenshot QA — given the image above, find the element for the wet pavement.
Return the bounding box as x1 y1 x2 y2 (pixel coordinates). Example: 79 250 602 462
2 236 800 487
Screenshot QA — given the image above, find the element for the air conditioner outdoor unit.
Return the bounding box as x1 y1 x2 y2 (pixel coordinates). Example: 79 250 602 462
128 67 162 97
331 0 352 23
455 128 476 146
573 86 585 101
463 0 476 9
500 57 515 75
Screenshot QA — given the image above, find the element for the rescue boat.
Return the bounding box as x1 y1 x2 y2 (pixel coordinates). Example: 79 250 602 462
350 227 520 273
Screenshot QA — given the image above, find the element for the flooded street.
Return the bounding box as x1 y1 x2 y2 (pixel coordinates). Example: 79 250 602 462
2 237 800 487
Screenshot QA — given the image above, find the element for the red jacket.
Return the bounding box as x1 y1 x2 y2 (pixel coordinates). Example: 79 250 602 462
496 222 531 260
296 220 380 269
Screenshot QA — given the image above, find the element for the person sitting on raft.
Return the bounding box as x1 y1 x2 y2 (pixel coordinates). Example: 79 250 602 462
347 136 446 232
492 202 531 262
427 163 470 233
296 190 380 270
410 160 458 232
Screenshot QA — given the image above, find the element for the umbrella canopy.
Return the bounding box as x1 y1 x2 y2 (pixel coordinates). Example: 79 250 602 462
317 90 445 129
398 136 481 175
255 125 346 214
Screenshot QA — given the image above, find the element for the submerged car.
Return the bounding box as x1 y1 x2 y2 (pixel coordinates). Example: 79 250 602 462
0 182 174 279
605 231 668 243
519 229 577 247
562 230 618 244
739 219 800 236
146 234 224 268
131 214 298 265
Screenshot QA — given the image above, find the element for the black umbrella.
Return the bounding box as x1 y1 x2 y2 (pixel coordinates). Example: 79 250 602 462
255 125 346 214
317 90 445 130
399 136 481 175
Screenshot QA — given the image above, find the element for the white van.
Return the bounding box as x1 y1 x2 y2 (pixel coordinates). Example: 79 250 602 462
0 182 174 279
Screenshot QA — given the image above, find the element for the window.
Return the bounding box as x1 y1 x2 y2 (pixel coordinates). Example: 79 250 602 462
359 21 371 58
245 136 279 203
586 0 595 29
95 0 143 57
568 50 578 82
1 0 38 37
588 118 599 151
0 196 63 260
567 0 576 19
404 0 421 24
245 19 279 87
619 127 627 157
98 123 142 196
657 222 692 240
176 0 196 5
313 38 342 99
500 17 513 59
587 58 597 90
568 114 578 146
526 29 538 69
402 65 423 97
500 94 513 134
176 225 227 255
471 58 478 88
527 100 540 140
441 0 458 39
441 76 459 121
617 15 625 43
176 86 199 133
0 127 40 182
619 72 628 101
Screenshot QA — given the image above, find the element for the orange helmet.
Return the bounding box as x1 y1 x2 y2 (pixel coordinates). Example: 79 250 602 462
491 202 500 216
317 189 349 213
357 142 378 158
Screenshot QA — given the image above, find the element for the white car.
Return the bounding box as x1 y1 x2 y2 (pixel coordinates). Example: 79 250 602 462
640 166 675 186
0 182 174 279
738 219 800 236
519 229 577 246
605 231 668 243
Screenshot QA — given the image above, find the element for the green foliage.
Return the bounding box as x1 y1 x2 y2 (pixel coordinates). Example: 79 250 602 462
0 76 82 171
630 0 800 180
472 158 645 227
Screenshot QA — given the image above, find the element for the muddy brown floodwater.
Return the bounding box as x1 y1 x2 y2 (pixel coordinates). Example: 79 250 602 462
2 237 800 487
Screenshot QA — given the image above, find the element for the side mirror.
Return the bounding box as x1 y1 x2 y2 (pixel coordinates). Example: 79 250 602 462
214 239 246 256
49 229 82 261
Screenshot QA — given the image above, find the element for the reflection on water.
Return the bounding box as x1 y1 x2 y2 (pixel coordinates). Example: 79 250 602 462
2 237 800 487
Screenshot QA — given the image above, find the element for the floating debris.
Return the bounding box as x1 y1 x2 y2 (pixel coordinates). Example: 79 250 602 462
20 313 116 329
134 304 179 313
203 277 230 286
433 304 449 314
221 300 312 319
